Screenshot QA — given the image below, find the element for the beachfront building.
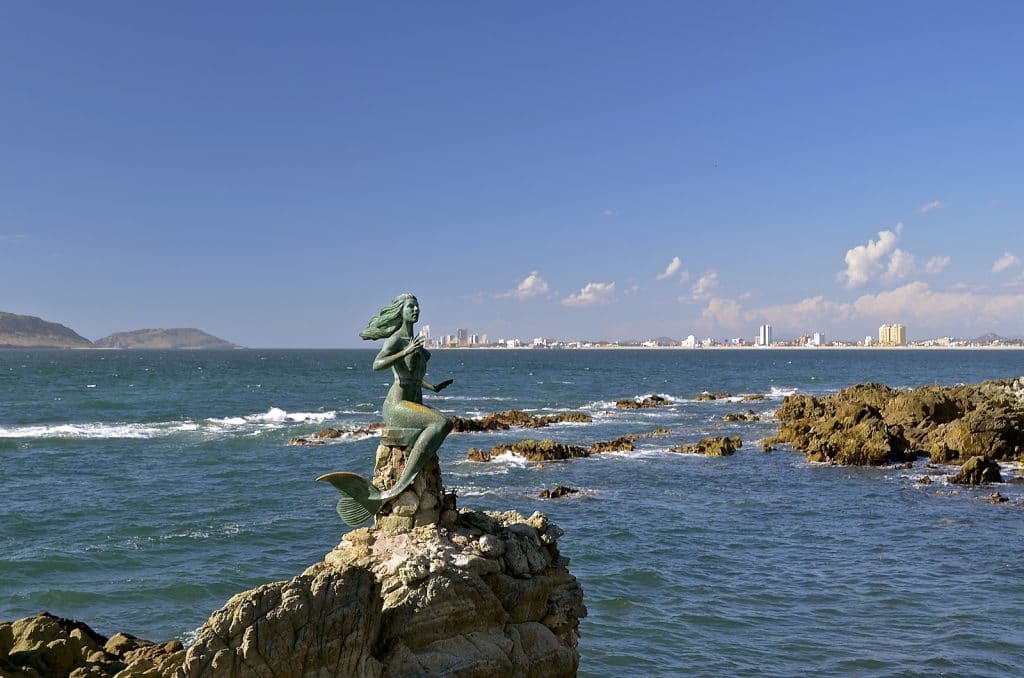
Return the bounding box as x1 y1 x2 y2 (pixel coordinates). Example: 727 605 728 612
811 332 824 347
878 323 907 347
757 324 773 346
682 334 697 348
457 328 469 346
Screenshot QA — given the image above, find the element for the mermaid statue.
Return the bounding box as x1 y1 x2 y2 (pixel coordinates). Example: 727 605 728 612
317 294 453 526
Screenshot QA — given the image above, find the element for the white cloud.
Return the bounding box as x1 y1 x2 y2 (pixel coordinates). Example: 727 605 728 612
562 281 615 307
690 269 719 299
500 271 550 300
925 256 951 274
656 256 683 281
992 252 1020 273
883 249 916 282
917 200 947 214
700 297 745 330
838 226 903 288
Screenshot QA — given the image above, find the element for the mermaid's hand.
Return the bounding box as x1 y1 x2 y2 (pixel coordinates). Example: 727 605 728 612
434 378 454 392
405 336 425 354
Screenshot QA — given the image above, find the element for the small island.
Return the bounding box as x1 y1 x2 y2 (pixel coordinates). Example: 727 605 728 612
94 328 241 350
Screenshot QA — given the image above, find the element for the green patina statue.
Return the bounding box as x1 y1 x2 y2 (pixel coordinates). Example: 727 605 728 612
317 294 453 525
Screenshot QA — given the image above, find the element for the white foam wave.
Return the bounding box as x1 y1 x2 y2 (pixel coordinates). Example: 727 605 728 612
769 386 799 398
0 422 199 440
205 407 337 428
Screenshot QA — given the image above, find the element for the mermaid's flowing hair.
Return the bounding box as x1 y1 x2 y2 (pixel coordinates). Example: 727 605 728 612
359 293 416 341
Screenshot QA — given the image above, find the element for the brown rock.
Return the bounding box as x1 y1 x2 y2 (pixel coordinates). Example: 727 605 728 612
615 395 671 409
950 456 1003 485
670 436 742 456
539 486 578 499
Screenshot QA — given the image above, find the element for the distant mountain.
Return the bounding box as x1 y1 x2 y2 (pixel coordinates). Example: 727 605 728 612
0 311 93 348
94 328 241 349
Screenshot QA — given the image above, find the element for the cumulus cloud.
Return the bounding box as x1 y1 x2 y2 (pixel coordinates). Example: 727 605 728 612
656 256 683 281
562 281 615 307
917 200 947 214
500 271 550 300
925 255 951 274
696 284 1024 338
992 252 1020 273
838 226 906 288
884 249 916 282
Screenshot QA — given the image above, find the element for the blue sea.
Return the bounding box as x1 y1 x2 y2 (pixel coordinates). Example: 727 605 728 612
2 348 1024 677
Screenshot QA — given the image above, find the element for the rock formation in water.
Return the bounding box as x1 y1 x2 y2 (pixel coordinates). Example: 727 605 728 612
450 410 592 433
670 436 743 456
771 378 1024 466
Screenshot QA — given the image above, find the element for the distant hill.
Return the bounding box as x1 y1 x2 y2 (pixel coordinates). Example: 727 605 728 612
971 332 1023 345
94 328 241 349
0 311 93 348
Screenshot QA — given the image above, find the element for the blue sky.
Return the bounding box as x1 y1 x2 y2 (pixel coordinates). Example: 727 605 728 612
2 2 1022 346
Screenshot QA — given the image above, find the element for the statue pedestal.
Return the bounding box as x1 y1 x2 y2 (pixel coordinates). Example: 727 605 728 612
372 443 443 531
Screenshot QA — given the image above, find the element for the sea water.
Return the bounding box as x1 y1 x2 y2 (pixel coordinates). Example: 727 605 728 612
2 349 1023 677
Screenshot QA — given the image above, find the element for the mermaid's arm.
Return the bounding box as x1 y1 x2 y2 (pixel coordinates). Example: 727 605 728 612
422 378 454 393
372 335 421 371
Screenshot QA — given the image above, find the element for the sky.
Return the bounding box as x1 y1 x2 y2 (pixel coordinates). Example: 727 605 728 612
1 2 1023 347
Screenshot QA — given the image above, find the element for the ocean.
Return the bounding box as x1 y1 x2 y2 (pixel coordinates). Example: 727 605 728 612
2 348 1023 677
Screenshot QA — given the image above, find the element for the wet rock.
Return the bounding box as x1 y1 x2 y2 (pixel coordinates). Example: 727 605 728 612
724 411 761 422
451 410 592 432
588 436 635 453
696 392 732 401
615 395 671 409
919 475 933 485
950 456 1003 485
538 486 578 499
670 436 742 456
988 491 1009 504
742 394 767 402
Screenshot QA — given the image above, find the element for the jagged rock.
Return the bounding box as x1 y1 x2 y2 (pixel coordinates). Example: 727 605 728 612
588 436 635 453
742 394 767 402
723 411 761 422
539 486 578 499
696 392 731 401
288 423 385 446
179 511 585 677
0 612 182 678
670 436 742 456
467 428 671 462
373 443 444 529
615 395 670 409
451 410 592 433
988 492 1009 503
950 456 1003 485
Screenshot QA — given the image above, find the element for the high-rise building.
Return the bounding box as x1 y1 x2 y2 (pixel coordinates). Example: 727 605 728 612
757 324 773 346
878 323 907 346
811 332 824 347
456 328 469 346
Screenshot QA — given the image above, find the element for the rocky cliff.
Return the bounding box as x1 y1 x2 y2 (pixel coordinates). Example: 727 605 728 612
0 312 92 348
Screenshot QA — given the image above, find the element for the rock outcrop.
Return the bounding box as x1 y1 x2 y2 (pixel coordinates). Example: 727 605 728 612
670 436 742 456
950 456 1003 485
289 423 385 446
178 510 585 677
615 395 671 409
1 509 586 678
467 428 671 463
0 612 183 677
451 410 592 433
770 379 1024 466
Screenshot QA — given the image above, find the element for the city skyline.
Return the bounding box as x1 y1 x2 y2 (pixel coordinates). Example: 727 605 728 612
2 3 1023 347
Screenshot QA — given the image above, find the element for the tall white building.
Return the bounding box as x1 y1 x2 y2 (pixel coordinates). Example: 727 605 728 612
879 323 907 346
682 334 697 348
811 332 824 347
757 324 773 346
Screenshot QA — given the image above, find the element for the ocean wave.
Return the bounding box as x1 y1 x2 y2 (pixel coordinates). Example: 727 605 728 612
206 407 337 427
0 422 200 440
768 386 799 398
0 407 338 440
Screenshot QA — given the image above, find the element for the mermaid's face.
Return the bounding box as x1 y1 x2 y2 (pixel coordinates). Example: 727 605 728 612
402 297 420 323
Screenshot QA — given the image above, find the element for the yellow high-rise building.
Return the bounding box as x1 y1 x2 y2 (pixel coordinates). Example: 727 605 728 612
878 323 907 346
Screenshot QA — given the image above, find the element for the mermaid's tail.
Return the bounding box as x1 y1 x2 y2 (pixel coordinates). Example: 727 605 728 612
315 472 383 526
